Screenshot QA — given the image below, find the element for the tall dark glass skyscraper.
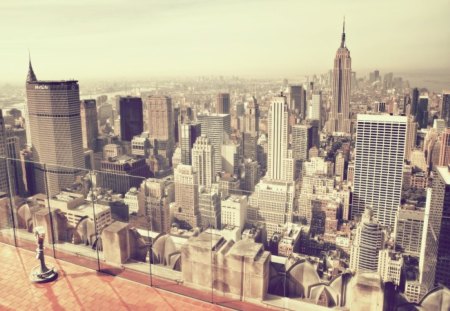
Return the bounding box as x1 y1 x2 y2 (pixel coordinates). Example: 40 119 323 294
26 60 85 195
411 87 419 117
416 96 429 129
119 96 143 142
441 91 450 127
216 93 230 114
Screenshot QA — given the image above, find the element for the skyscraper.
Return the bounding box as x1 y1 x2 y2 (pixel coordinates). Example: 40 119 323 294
139 178 174 233
441 91 450 127
307 92 322 126
286 85 305 117
330 19 351 133
143 95 173 141
171 164 199 229
432 166 450 287
352 114 407 227
438 128 450 166
243 96 259 136
80 99 99 150
216 93 230 114
267 95 289 181
26 60 85 195
411 87 420 117
292 124 310 162
180 122 201 165
197 113 231 175
350 209 386 273
416 96 429 129
119 96 143 142
192 135 215 188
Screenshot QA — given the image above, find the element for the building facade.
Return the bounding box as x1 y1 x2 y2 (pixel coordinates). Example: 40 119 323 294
352 114 407 227
26 62 85 196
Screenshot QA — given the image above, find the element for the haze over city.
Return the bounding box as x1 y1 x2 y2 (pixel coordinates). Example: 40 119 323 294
1 0 449 84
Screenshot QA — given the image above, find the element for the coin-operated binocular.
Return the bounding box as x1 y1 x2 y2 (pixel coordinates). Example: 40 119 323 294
30 226 58 283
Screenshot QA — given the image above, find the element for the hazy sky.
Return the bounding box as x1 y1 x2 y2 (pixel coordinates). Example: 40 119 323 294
1 0 449 83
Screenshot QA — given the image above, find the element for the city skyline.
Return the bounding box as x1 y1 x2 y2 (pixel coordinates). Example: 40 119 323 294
1 0 449 84
1 2 450 310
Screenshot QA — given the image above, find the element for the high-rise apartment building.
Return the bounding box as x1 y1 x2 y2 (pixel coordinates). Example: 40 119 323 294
180 122 201 165
330 20 351 133
139 178 174 233
197 113 231 175
267 95 290 181
119 96 143 142
350 209 386 273
216 93 230 114
394 207 424 257
171 164 199 229
80 99 99 150
248 179 295 239
192 135 215 188
26 61 85 195
198 188 220 229
441 91 450 127
352 114 407 227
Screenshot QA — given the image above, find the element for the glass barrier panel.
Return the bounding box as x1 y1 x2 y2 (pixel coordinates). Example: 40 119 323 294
149 173 214 304
46 163 100 271
94 169 151 286
0 157 16 246
6 157 47 252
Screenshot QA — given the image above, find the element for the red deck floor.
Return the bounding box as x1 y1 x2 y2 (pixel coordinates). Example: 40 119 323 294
0 242 227 311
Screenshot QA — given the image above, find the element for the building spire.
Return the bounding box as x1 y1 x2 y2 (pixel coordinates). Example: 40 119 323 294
27 50 37 82
341 16 346 48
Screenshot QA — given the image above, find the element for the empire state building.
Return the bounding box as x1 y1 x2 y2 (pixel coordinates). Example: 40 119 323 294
329 19 351 133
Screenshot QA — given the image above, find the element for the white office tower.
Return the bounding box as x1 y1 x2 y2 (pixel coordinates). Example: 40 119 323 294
352 114 407 227
307 92 322 123
350 209 387 273
197 113 231 175
267 95 290 181
192 135 215 188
